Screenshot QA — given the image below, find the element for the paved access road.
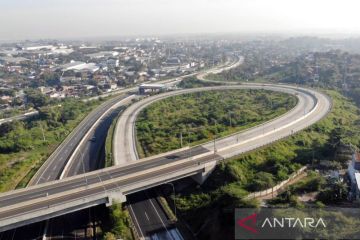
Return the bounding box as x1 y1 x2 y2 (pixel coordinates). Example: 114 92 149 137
0 110 39 126
113 84 330 164
29 94 134 185
0 94 136 239
0 151 224 228
0 57 241 238
120 54 244 240
128 190 184 240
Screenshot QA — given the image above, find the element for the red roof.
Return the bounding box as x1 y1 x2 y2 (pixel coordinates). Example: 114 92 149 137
355 152 360 162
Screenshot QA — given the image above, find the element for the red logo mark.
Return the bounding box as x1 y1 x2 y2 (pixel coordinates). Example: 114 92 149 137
237 213 258 234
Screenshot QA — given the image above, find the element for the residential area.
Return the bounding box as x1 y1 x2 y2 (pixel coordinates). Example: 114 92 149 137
0 39 228 119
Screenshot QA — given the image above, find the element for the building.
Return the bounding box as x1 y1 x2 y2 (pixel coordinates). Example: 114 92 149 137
348 152 360 200
0 56 29 65
86 51 119 59
60 61 99 73
164 57 181 66
139 83 166 95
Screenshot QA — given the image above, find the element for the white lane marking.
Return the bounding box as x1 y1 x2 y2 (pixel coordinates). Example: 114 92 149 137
27 192 47 200
145 211 150 221
128 204 145 239
148 196 173 240
42 220 49 240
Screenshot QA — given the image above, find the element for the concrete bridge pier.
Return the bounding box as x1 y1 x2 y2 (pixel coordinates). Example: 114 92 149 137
106 191 127 206
192 161 217 184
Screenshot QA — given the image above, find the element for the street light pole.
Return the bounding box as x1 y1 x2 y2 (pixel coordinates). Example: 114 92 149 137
180 131 183 148
188 131 192 159
228 112 232 128
79 151 88 187
39 122 46 142
214 119 217 153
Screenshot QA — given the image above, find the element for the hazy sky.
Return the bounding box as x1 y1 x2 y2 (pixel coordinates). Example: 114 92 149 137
1 0 360 40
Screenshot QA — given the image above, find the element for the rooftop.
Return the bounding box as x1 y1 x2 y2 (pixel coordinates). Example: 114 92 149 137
355 152 360 162
355 172 360 191
139 83 166 88
0 56 29 64
61 61 85 70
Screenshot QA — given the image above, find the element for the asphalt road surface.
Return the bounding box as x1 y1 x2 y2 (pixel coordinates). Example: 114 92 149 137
0 58 241 238
128 190 183 240
0 100 132 239
113 84 328 164
29 93 134 185
0 83 331 233
0 152 225 231
0 110 39 126
0 55 331 240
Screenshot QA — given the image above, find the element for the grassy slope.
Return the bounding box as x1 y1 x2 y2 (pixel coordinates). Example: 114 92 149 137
136 89 297 158
0 100 103 192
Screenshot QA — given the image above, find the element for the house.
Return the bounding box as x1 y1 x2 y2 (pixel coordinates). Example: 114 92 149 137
139 83 166 95
60 61 99 73
347 152 360 200
86 51 119 59
164 57 181 66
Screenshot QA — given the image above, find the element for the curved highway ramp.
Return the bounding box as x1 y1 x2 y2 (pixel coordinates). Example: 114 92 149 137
0 84 331 232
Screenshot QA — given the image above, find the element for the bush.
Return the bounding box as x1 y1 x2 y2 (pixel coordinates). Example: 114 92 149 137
249 172 275 191
109 202 130 238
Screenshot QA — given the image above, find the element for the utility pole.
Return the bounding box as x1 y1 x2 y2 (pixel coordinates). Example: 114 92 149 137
39 123 46 142
180 131 183 148
214 137 217 153
80 151 88 187
188 131 192 160
312 150 315 167
213 119 217 153
229 112 232 127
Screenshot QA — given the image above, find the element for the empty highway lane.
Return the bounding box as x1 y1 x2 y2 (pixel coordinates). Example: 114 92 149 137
0 83 331 232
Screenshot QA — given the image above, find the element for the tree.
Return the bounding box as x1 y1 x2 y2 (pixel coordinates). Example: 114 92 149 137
103 232 116 240
42 72 60 86
317 179 348 204
11 97 23 107
25 89 49 109
0 122 17 137
325 127 346 157
39 107 61 127
250 171 275 191
109 202 130 238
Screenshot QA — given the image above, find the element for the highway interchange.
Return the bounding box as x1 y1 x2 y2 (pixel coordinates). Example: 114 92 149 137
0 57 240 239
0 55 332 239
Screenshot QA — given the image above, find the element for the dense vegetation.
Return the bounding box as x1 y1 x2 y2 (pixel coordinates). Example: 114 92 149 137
178 76 223 88
0 89 51 119
136 89 297 157
269 169 348 208
211 51 360 106
0 98 103 192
